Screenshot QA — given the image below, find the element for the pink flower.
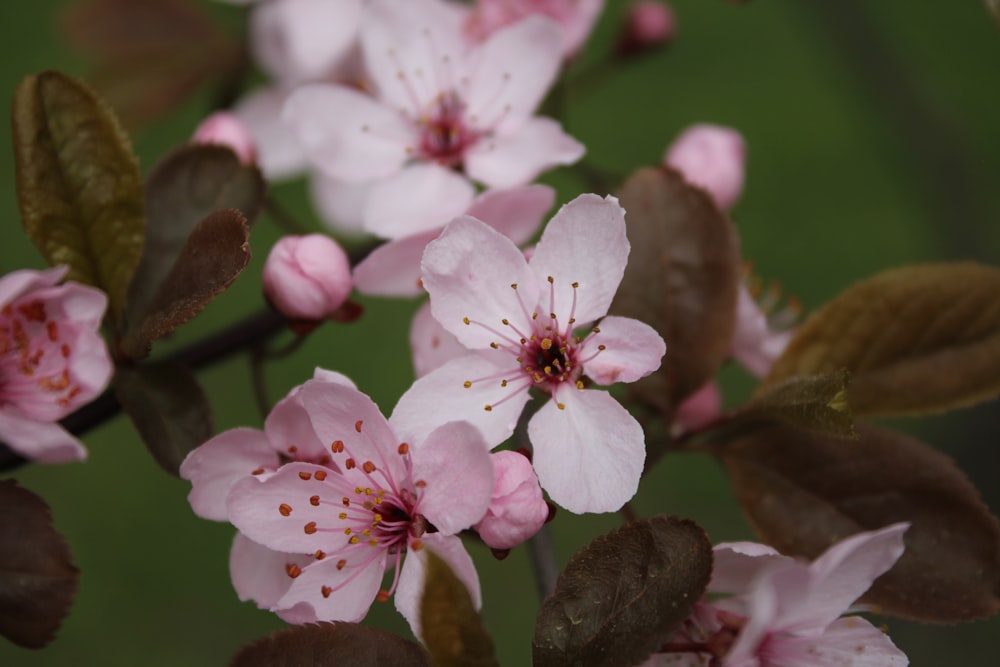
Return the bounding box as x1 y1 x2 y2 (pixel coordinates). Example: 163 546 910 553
262 234 353 323
648 524 910 666
183 370 495 633
392 194 666 514
671 380 722 434
475 450 548 549
464 0 605 57
664 124 747 211
730 286 793 379
618 1 676 55
284 0 584 236
192 111 257 166
0 266 111 463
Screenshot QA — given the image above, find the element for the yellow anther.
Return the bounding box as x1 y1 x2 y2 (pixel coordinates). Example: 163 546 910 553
463 317 470 325
463 380 472 388
349 536 360 544
540 338 553 350
547 276 554 283
339 512 348 520
557 403 566 410
571 282 579 288
484 404 493 412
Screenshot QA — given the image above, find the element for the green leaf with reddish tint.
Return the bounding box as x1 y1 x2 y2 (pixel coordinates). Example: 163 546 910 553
123 209 250 359
229 622 431 667
719 422 1000 622
421 550 498 667
12 70 145 328
114 361 213 476
533 516 712 667
609 167 742 415
0 480 79 649
127 145 265 324
763 263 1000 418
61 0 244 128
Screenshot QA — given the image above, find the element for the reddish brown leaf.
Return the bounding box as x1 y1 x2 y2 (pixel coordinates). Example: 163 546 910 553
0 480 79 649
720 422 1000 622
229 622 431 667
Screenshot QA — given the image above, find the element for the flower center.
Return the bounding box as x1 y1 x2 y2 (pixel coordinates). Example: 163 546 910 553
417 92 477 165
0 299 81 409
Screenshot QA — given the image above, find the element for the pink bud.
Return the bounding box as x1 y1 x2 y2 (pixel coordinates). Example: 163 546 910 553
262 234 353 323
619 1 676 54
664 124 746 210
475 451 549 549
192 111 257 166
672 380 722 434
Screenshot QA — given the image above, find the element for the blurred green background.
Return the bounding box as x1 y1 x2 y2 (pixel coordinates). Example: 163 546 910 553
1 0 999 665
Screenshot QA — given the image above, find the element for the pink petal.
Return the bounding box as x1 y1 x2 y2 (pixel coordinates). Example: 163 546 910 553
390 354 530 449
465 116 584 189
765 616 909 666
0 266 67 306
0 407 86 463
672 381 723 433
229 531 309 609
664 123 746 211
394 533 480 639
466 184 555 246
284 84 413 183
354 232 437 297
265 388 333 463
311 368 358 388
233 87 307 180
579 315 665 385
362 0 467 114
421 215 541 348
409 301 468 377
309 174 370 234
411 421 494 534
180 427 280 521
48 281 107 329
475 450 548 549
709 541 791 595
275 545 387 623
731 286 792 379
363 164 476 239
528 194 629 325
528 387 644 513
463 17 563 132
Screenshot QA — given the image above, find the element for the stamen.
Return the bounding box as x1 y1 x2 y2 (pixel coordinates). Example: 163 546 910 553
278 504 292 516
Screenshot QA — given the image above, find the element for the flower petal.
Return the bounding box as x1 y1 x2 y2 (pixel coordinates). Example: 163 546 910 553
580 315 665 385
309 174 370 235
421 215 540 348
390 354 530 449
229 531 309 610
363 164 475 239
0 266 67 306
709 541 792 595
528 194 629 325
394 533 481 639
354 232 437 297
284 84 413 182
766 616 909 666
180 427 280 521
528 387 644 513
409 300 468 378
233 86 307 180
466 184 555 246
411 421 494 534
0 407 86 463
275 545 387 624
265 387 333 464
465 116 584 189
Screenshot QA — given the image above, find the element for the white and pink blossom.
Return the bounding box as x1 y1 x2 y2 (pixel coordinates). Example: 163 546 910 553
392 194 666 514
284 0 583 237
0 266 111 463
475 450 549 549
664 123 747 211
463 0 605 58
262 234 353 324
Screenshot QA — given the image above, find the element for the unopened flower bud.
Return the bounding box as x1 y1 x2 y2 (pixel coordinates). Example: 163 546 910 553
192 111 257 166
672 380 722 435
618 1 676 55
262 234 352 323
664 124 746 210
475 451 549 549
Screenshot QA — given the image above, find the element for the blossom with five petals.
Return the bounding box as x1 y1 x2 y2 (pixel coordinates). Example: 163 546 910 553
392 194 665 514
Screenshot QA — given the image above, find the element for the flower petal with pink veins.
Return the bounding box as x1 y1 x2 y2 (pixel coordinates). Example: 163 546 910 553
394 533 481 639
363 164 476 239
284 84 413 183
466 184 555 246
180 427 280 521
463 17 563 132
233 87 307 180
309 174 370 235
0 408 86 463
390 354 530 449
410 421 494 534
579 315 665 385
229 531 310 610
48 281 107 329
0 266 66 305
409 301 467 378
767 616 909 667
528 386 644 513
311 368 358 388
265 388 333 464
362 0 467 114
354 232 437 297
465 116 584 189
421 216 541 348
275 544 387 624
528 194 629 325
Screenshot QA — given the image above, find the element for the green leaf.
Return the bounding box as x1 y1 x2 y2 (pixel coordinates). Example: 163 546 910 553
719 422 1000 622
229 622 431 667
421 550 498 667
763 262 1000 418
610 167 742 414
61 0 244 128
12 70 145 328
123 208 251 360
113 361 213 476
127 145 265 324
0 480 79 649
533 515 713 667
